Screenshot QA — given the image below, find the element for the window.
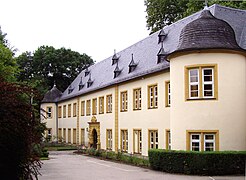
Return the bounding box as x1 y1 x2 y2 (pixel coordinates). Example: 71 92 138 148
46 128 52 141
99 96 104 114
68 104 71 117
73 128 76 144
165 81 171 107
133 130 142 154
148 84 158 108
106 129 113 150
86 100 91 116
46 107 52 118
166 129 171 150
63 128 66 142
58 106 62 118
185 64 218 100
73 103 77 117
92 98 97 115
81 101 85 116
68 128 71 143
106 95 112 113
120 91 128 112
58 128 62 142
63 105 66 118
121 130 128 152
81 129 85 145
133 88 141 110
187 130 219 151
149 130 158 149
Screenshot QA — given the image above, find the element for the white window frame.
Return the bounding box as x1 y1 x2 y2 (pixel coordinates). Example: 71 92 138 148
190 134 201 151
204 134 215 151
189 69 199 99
202 68 214 98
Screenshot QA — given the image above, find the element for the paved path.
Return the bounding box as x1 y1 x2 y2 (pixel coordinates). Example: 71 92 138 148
39 151 244 180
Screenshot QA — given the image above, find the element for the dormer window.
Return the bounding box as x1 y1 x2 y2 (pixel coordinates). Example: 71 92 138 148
68 85 74 94
157 44 167 63
158 29 167 44
87 74 93 88
114 62 121 78
112 49 119 65
128 54 137 73
85 67 90 77
79 77 84 90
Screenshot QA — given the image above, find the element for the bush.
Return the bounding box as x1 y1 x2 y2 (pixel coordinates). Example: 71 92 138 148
148 149 246 175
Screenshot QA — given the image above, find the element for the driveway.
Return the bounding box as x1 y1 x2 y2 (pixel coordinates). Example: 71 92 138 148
38 151 244 180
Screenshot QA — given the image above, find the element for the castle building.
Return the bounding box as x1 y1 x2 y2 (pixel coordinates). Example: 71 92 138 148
41 4 246 156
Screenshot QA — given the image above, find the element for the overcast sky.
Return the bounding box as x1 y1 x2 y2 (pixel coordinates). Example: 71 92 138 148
0 0 149 62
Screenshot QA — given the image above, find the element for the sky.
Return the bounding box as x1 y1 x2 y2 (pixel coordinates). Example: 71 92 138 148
0 0 150 62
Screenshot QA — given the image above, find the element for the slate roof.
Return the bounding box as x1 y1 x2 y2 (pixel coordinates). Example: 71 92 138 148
169 9 245 56
42 84 62 103
48 4 246 102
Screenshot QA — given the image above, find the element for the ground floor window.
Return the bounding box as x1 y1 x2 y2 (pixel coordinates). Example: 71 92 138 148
121 130 128 152
73 128 76 144
58 128 62 142
68 128 71 143
187 130 219 151
81 129 85 145
133 130 142 154
106 129 113 150
63 128 66 142
165 129 171 150
149 130 158 149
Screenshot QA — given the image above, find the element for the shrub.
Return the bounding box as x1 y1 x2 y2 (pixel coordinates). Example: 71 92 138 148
148 149 246 175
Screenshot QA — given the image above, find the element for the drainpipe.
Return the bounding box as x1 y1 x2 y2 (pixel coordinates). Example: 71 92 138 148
56 102 58 143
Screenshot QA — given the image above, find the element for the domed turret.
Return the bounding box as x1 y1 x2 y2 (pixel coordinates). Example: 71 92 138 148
42 84 62 103
169 9 245 57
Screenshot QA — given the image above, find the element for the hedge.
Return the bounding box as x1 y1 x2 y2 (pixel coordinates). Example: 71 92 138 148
76 148 149 167
148 149 246 175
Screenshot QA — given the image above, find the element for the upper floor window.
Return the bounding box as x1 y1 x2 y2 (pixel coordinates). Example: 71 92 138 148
165 81 171 107
63 105 66 118
58 106 62 118
81 101 85 116
68 104 71 117
133 88 141 110
92 98 97 115
46 107 52 118
120 91 128 112
86 100 91 116
106 94 112 113
148 84 158 109
185 64 217 100
73 103 77 117
99 96 104 114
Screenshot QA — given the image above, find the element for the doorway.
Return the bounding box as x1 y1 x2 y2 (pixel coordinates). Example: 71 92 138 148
92 129 98 149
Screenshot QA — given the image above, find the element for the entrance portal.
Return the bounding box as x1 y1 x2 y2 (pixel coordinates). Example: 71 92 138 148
92 129 98 149
88 116 100 149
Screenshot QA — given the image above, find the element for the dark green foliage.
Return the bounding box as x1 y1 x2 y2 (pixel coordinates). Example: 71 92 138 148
148 149 246 175
77 148 149 167
145 0 246 34
16 46 94 95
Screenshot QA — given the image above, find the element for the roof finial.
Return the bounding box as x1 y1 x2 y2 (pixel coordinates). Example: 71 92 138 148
53 80 56 87
204 0 209 10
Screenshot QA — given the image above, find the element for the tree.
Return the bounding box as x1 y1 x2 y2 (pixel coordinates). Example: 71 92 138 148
0 79 45 179
145 0 246 34
17 46 94 95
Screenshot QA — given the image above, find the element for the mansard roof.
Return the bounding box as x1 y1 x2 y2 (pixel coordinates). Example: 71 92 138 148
57 4 246 102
